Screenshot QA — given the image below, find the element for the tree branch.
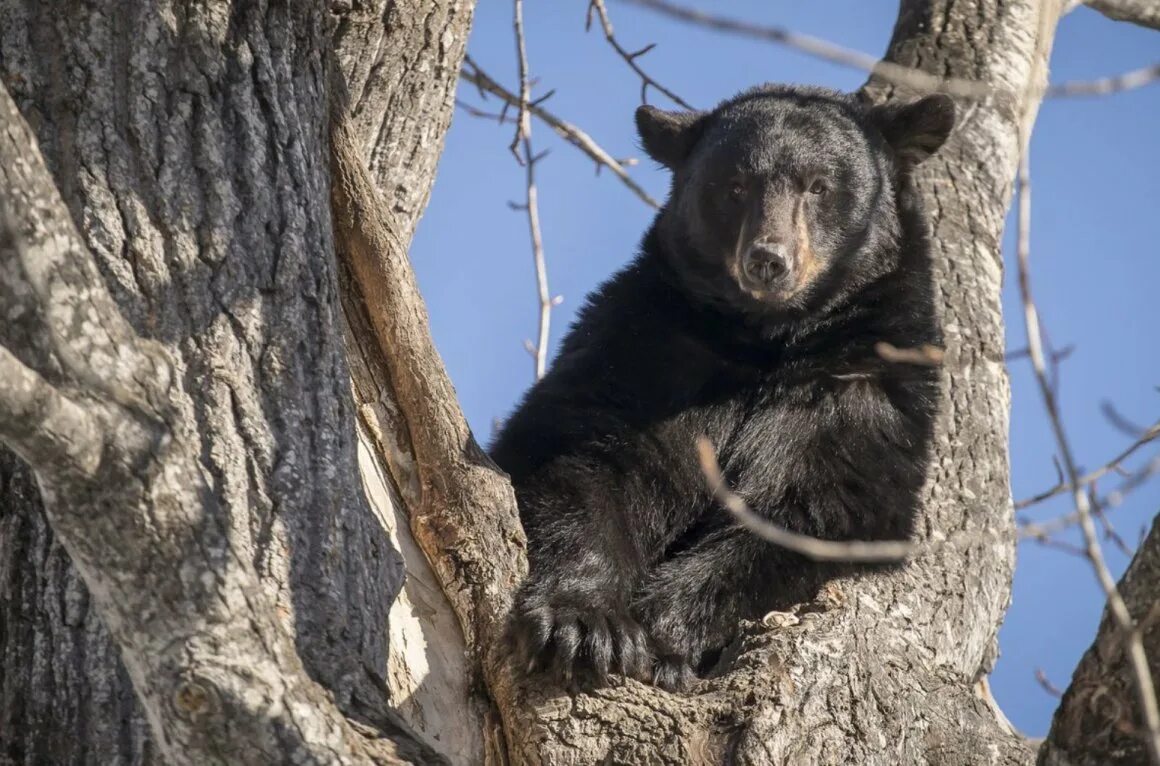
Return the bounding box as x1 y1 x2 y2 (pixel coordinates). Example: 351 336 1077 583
696 437 916 562
0 344 101 476
460 57 660 208
1015 419 1160 510
619 0 1159 100
1085 0 1160 31
586 0 694 108
507 3 555 380
1047 62 1160 96
329 107 526 653
1042 516 1160 764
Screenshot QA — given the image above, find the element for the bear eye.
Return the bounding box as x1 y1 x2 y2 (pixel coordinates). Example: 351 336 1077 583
808 178 829 195
728 181 747 202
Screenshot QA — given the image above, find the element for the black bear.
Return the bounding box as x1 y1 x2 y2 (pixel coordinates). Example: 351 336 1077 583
490 84 953 691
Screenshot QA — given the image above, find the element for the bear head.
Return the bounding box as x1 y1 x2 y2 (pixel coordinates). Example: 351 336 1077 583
636 85 954 320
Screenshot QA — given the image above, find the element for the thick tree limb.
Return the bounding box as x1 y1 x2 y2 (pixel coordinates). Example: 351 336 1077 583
0 79 441 766
1041 515 1160 765
0 344 102 476
1085 0 1160 30
330 98 528 764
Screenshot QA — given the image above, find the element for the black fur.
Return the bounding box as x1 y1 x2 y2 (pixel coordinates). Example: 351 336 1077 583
491 84 952 690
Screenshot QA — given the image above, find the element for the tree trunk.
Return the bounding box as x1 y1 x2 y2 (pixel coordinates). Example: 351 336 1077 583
0 1 472 763
3 0 1155 764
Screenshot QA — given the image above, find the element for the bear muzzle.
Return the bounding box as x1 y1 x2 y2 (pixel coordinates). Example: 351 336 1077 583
741 240 793 292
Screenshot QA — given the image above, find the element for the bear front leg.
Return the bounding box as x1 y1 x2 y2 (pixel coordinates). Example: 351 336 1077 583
505 474 666 687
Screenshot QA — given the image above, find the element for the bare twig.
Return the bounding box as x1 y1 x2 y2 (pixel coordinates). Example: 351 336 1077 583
1102 401 1153 439
460 58 660 208
875 342 945 367
586 0 694 109
1014 152 1160 764
1020 453 1160 540
1014 420 1160 509
511 142 552 380
1037 668 1066 698
695 437 916 563
505 7 554 380
1047 63 1160 97
510 0 532 161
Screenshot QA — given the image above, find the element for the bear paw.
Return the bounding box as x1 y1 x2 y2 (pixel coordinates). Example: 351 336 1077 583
651 652 696 692
507 587 651 687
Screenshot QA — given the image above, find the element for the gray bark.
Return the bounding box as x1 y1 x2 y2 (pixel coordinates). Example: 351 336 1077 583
1085 0 1160 30
1040 515 1160 765
0 1 472 763
2 0 1156 764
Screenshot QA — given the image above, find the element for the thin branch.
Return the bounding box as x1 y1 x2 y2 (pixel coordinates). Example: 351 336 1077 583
1020 453 1160 538
1037 668 1066 698
1014 151 1160 764
586 0 694 109
509 0 532 161
515 140 552 380
1047 63 1160 97
506 7 554 380
696 437 916 563
460 58 660 208
1014 420 1160 509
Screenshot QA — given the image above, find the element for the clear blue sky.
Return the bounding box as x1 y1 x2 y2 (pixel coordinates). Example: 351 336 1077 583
410 0 1160 736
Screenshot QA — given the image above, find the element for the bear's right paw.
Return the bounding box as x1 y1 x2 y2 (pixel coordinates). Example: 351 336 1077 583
506 588 651 687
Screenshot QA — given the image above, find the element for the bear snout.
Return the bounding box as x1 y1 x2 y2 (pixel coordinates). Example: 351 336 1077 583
742 240 791 290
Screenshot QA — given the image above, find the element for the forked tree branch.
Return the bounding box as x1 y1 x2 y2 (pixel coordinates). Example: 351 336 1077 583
460 57 660 208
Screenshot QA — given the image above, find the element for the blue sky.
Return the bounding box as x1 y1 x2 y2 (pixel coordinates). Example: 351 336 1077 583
410 0 1160 735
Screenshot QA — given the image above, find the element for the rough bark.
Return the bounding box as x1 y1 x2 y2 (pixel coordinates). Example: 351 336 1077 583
1040 515 1160 765
0 1 471 763
330 0 485 761
3 0 1149 764
1085 0 1160 30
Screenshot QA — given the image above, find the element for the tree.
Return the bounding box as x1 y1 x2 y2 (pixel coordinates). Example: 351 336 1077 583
0 1 1156 764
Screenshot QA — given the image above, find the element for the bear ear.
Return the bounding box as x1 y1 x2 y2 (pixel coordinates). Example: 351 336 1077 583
870 94 956 170
635 105 708 169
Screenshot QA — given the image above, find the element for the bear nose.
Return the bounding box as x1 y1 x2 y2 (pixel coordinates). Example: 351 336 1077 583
743 242 790 285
